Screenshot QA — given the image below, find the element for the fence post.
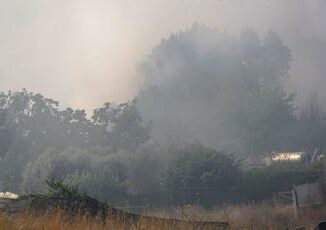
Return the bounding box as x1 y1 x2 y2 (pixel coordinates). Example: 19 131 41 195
292 185 298 220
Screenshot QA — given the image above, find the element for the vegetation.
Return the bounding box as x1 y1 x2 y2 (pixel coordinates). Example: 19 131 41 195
137 25 295 155
0 26 325 208
166 143 241 207
0 91 322 207
0 202 325 229
24 179 84 199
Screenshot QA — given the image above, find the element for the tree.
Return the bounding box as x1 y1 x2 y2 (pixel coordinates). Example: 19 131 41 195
166 143 240 206
91 101 151 152
137 25 295 155
0 90 95 191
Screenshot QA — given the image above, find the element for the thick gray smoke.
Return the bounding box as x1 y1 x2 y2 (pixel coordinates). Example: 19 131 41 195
1 0 326 205
0 0 325 111
137 26 295 154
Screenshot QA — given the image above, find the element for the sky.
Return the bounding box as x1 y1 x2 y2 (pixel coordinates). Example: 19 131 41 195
0 0 326 111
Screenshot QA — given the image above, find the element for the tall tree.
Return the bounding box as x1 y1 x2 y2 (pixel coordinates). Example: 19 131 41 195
137 25 295 155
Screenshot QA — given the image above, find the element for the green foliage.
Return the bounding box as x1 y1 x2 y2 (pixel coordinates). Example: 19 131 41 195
91 101 151 152
19 178 83 201
0 90 150 192
166 143 241 206
21 145 166 205
43 179 82 198
22 148 92 192
64 153 130 203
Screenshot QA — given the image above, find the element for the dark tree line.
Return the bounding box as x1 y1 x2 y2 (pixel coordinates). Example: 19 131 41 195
0 89 150 192
0 88 322 207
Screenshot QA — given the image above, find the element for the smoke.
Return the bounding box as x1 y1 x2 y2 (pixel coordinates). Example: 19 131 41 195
0 0 325 111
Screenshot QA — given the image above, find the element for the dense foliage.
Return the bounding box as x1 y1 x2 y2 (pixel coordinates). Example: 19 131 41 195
0 90 150 193
166 143 241 206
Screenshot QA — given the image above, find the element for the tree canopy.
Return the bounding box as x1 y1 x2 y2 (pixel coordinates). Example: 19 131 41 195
0 89 150 191
137 25 295 155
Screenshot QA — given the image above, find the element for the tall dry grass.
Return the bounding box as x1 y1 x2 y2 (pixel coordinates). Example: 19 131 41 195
0 210 224 230
0 202 325 229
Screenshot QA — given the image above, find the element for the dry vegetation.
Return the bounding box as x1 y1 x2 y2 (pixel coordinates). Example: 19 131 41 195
155 201 326 229
0 202 325 230
0 210 224 230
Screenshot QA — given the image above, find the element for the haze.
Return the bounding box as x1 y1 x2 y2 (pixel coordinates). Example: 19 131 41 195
0 0 325 111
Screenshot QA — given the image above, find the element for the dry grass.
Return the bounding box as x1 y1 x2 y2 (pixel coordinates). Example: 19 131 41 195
0 210 225 230
0 202 325 229
146 201 326 229
224 202 326 229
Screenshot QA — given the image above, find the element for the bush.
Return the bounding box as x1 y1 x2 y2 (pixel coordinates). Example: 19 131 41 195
21 145 168 206
166 143 241 207
22 148 93 193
